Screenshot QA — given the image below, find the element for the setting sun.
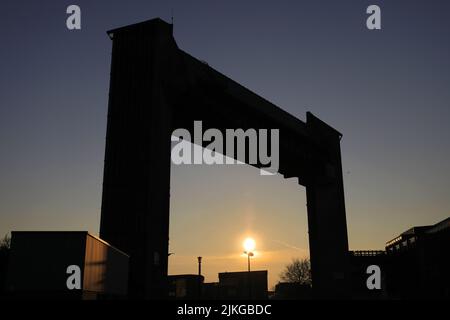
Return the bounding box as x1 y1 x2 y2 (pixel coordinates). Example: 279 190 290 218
243 237 256 252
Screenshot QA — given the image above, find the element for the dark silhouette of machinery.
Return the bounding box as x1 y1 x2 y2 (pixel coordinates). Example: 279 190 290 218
100 18 349 298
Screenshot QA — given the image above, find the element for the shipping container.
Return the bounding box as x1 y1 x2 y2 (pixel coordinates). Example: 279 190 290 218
6 231 129 299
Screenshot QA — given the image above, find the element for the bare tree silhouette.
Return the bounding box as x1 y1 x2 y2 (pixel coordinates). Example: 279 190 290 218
0 234 10 251
0 234 11 293
280 258 312 286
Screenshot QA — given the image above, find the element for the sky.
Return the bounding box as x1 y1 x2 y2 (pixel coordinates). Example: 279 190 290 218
1 0 450 288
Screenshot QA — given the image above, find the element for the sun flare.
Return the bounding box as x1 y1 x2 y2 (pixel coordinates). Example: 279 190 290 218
243 237 256 252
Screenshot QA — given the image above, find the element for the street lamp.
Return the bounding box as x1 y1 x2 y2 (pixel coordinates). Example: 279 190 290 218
243 238 255 299
244 251 254 272
197 256 202 299
197 256 202 275
243 237 256 271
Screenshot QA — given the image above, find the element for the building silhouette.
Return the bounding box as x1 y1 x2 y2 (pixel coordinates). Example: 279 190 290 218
385 217 450 299
347 217 450 299
348 250 386 299
272 283 312 300
168 274 204 299
218 271 268 300
168 271 268 300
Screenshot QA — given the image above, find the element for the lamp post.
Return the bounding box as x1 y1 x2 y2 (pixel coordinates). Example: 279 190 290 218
244 251 254 272
243 251 253 299
243 238 256 299
197 256 202 299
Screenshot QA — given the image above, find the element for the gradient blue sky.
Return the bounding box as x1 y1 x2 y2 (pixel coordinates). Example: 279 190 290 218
1 1 450 287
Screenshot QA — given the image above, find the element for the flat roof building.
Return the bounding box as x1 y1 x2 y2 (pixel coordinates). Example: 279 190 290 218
218 270 268 300
384 217 450 299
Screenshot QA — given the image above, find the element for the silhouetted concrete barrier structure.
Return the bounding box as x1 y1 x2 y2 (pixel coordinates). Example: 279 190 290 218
100 18 350 298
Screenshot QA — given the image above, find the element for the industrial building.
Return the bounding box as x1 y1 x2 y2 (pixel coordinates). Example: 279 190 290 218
272 283 312 300
348 250 386 299
214 271 268 300
168 274 204 299
168 270 268 300
384 217 450 299
346 217 450 299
